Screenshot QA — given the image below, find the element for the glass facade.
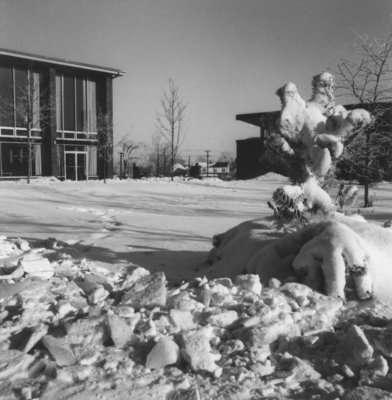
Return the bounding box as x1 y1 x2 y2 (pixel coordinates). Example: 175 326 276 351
56 74 97 139
0 65 43 177
15 68 28 127
0 66 42 134
0 143 42 177
63 75 75 131
0 51 115 180
0 66 15 127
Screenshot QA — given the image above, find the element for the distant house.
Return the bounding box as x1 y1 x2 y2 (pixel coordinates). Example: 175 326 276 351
0 48 124 180
197 161 231 178
173 163 187 176
194 162 209 177
211 161 231 179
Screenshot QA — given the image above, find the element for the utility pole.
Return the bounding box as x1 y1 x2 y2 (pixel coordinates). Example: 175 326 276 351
205 150 210 178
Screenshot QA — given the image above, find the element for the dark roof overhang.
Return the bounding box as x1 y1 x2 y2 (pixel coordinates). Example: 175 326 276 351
0 48 125 78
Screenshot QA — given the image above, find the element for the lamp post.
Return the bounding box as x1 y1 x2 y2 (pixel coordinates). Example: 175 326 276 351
119 152 124 179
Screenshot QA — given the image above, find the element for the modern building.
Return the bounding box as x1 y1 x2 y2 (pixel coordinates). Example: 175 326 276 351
235 137 264 180
236 111 279 179
236 104 392 180
0 48 124 180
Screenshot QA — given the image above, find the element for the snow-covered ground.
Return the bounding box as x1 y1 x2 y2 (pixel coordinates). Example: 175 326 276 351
3 175 392 399
1 174 392 281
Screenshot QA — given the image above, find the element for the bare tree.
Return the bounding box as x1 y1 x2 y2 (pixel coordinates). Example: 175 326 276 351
117 135 144 178
97 110 113 183
217 151 234 162
150 132 170 177
0 71 51 183
334 33 392 206
150 132 162 177
156 78 187 181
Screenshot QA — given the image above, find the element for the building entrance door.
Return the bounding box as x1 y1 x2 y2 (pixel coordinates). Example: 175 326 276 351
65 151 88 181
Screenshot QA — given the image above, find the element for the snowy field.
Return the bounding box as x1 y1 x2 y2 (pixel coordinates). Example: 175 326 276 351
1 174 392 282
3 175 392 399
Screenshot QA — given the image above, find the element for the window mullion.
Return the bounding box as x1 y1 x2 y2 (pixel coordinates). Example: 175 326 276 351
12 67 16 132
61 75 64 133
84 78 87 133
74 77 77 133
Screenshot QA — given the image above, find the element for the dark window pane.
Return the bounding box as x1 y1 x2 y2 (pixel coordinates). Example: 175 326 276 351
65 152 76 180
76 78 85 131
14 68 28 127
63 75 75 131
56 75 62 130
16 129 26 136
77 153 86 180
1 143 28 176
0 66 14 126
1 129 13 136
87 80 96 132
65 132 75 139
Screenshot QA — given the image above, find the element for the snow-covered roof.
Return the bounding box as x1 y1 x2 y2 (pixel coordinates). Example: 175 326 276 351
173 163 186 171
212 162 229 168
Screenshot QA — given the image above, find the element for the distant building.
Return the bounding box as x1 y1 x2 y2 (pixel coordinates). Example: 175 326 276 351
211 161 231 179
197 161 211 177
197 161 231 178
0 48 123 180
236 111 279 180
173 163 187 176
235 137 264 180
236 105 392 180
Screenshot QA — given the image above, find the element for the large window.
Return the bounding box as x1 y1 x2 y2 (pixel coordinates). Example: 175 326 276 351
0 66 42 136
56 74 97 139
0 66 14 127
63 75 75 131
0 142 42 177
15 68 28 127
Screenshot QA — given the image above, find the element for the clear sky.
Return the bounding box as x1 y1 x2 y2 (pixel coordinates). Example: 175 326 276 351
0 0 391 161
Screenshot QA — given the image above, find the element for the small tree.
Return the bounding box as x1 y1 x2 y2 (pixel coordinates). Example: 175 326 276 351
97 110 113 183
117 135 145 178
156 79 187 181
0 70 51 183
217 151 233 162
150 132 171 177
334 33 392 206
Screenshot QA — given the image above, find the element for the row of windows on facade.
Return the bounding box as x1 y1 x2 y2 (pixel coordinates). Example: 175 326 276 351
0 142 98 178
0 66 97 136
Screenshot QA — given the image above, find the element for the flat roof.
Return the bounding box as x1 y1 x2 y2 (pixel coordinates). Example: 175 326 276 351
0 48 125 77
236 111 279 128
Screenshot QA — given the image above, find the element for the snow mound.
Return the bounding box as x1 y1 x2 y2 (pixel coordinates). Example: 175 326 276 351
254 172 290 182
3 234 392 399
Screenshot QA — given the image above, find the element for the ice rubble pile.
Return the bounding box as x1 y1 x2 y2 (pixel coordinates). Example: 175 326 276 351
1 236 392 399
